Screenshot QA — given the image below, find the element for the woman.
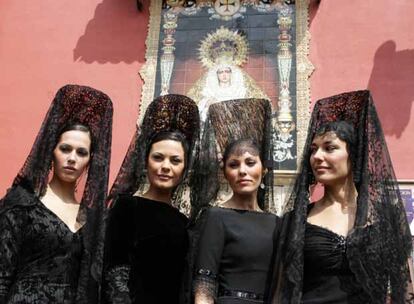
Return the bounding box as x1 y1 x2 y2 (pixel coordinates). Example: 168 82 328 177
190 98 279 304
0 84 113 303
269 90 413 303
103 94 200 304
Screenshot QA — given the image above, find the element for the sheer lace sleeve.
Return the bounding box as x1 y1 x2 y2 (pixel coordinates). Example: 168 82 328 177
194 208 225 302
0 208 26 302
103 197 134 303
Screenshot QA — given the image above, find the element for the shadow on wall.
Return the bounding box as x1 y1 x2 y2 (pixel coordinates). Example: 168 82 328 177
368 40 414 138
73 0 148 63
308 0 321 27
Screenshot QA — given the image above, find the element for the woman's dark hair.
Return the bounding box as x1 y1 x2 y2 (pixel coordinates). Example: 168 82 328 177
58 123 93 152
145 130 189 165
60 123 91 134
314 120 356 159
308 120 356 184
222 138 261 165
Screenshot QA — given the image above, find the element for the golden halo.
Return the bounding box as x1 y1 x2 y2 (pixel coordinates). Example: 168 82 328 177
199 26 248 69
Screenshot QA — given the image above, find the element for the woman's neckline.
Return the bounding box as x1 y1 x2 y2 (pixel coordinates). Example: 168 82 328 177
36 198 83 234
306 221 350 239
131 195 181 212
306 202 354 238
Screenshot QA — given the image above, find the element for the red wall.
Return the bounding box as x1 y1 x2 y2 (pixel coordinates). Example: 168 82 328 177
309 0 414 179
0 0 149 196
1 0 413 196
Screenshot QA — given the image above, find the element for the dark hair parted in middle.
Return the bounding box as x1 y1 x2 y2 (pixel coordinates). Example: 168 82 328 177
59 123 93 153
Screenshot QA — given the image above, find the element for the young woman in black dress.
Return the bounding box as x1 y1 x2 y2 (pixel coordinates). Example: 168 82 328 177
269 91 414 303
0 84 113 303
190 98 279 304
103 94 200 304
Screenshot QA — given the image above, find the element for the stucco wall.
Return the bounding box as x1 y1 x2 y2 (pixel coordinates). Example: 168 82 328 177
309 0 414 179
0 0 149 195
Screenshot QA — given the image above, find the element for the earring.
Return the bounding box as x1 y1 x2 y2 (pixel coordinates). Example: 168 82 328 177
260 170 268 189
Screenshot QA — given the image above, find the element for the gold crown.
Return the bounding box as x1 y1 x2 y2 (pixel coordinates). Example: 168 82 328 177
199 26 248 69
211 42 235 65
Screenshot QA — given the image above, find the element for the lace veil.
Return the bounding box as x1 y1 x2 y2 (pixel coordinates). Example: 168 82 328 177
108 94 200 214
1 84 113 303
268 90 413 303
190 98 275 216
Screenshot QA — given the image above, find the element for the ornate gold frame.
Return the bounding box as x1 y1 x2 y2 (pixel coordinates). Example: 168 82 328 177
139 0 314 185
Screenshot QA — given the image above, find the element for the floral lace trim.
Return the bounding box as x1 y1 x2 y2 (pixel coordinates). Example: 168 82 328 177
104 265 131 303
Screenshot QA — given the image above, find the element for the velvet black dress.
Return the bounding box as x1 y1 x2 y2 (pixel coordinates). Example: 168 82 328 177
302 206 371 303
194 207 278 304
0 186 82 304
104 195 188 304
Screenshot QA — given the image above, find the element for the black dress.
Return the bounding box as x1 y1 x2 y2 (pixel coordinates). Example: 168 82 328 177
104 195 189 304
0 186 82 304
302 222 371 303
194 207 278 304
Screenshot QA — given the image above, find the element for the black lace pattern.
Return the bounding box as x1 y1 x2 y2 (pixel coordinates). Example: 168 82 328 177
0 186 82 303
104 265 131 304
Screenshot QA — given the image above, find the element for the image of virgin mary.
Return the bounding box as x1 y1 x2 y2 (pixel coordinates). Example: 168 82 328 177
187 27 268 122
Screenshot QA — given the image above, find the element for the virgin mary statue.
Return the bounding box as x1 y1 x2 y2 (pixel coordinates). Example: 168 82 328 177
187 26 268 122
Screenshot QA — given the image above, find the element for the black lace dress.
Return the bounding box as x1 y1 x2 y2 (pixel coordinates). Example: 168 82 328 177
104 195 189 304
0 186 82 304
194 207 278 304
302 206 371 304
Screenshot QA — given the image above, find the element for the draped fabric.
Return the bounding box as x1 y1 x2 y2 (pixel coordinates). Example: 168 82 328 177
268 90 413 303
182 98 276 304
301 220 370 304
0 84 113 303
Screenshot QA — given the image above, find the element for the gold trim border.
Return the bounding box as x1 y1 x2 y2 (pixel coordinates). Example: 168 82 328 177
296 0 314 169
138 0 162 123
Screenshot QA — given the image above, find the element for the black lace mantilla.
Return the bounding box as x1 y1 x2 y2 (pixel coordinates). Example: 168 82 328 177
1 84 113 303
108 94 200 212
268 90 413 303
